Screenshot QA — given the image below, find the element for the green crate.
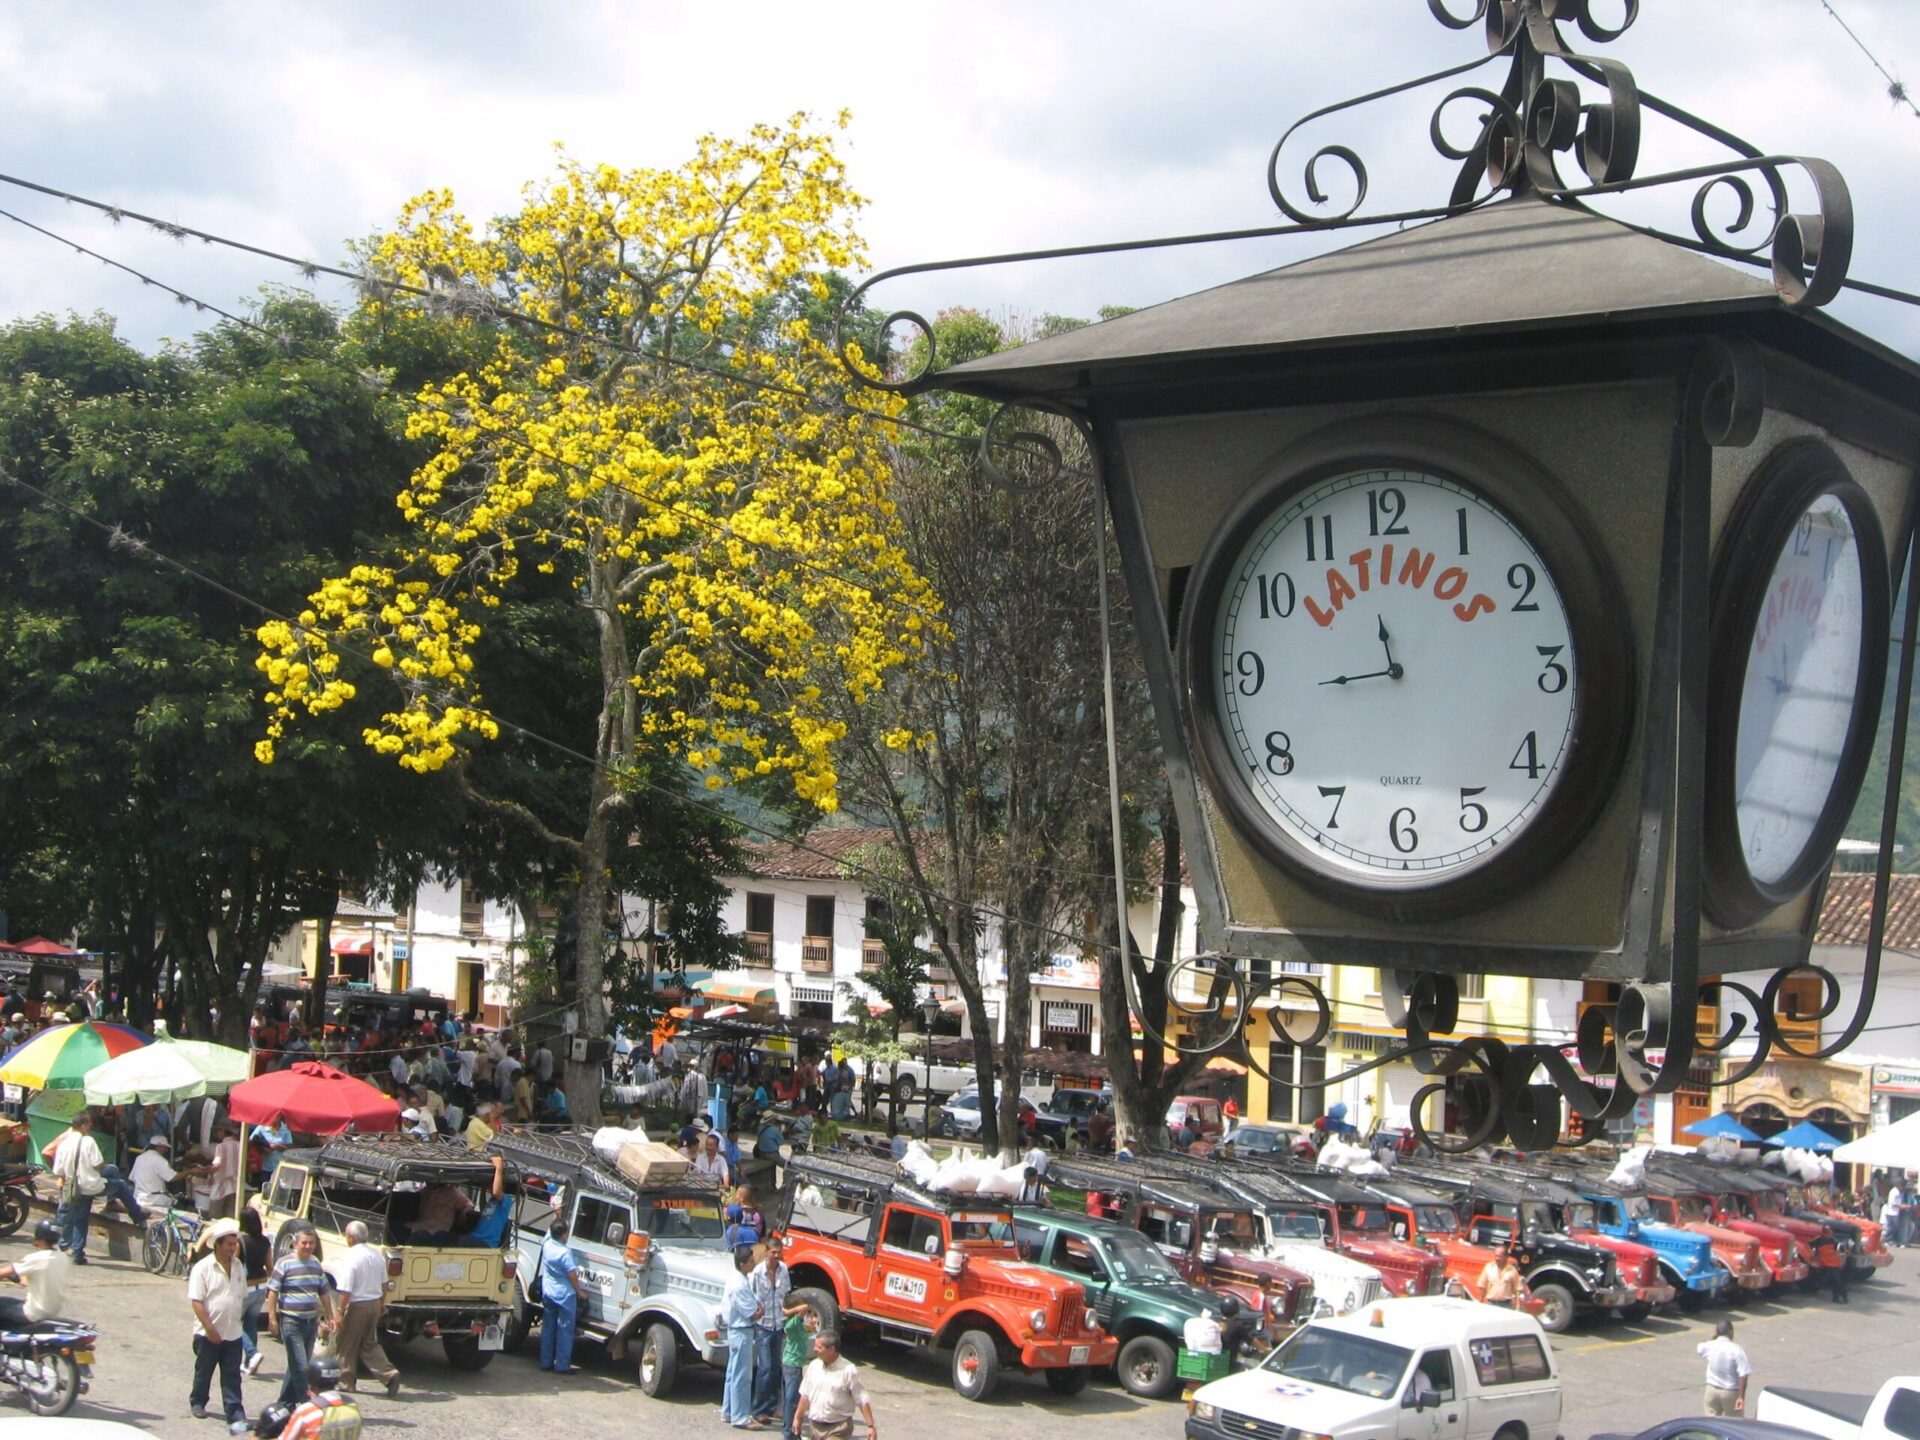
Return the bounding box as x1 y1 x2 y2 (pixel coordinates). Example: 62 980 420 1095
1177 1348 1233 1382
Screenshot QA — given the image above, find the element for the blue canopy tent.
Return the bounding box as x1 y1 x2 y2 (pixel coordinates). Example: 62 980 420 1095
1682 1112 1762 1143
1763 1119 1844 1152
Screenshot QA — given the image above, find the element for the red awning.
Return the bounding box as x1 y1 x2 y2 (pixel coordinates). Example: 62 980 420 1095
0 937 85 958
330 938 375 957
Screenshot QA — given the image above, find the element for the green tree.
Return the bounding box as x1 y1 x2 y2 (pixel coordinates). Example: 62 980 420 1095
0 301 450 1039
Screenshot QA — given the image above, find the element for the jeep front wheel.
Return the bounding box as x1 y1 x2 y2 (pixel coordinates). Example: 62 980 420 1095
501 1295 535 1353
789 1286 842 1338
637 1321 680 1397
1530 1281 1575 1334
894 1075 917 1105
951 1329 1000 1402
1116 1333 1178 1398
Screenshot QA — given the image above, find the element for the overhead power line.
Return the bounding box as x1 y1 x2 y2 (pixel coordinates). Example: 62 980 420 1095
1817 0 1920 118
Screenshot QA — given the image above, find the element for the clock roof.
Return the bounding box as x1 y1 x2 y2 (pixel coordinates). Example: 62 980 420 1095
931 196 1920 411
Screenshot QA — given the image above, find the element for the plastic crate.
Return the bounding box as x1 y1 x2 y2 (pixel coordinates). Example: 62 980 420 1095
1177 1348 1233 1381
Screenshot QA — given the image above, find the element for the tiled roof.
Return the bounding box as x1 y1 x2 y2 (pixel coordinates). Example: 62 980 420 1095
1814 871 1920 949
335 895 397 921
738 828 909 882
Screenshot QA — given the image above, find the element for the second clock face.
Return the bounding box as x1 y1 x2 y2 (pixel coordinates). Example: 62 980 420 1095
1204 466 1578 885
1732 490 1867 887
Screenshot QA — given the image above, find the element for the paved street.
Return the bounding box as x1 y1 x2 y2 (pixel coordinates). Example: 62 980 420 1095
14 1234 1916 1439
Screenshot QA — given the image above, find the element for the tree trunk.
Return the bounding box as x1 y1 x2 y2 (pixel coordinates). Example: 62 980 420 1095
1096 820 1203 1152
566 763 617 1129
307 898 337 1034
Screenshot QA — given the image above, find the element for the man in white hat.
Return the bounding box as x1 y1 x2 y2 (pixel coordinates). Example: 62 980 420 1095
400 1108 435 1142
131 1136 186 1216
188 1216 251 1433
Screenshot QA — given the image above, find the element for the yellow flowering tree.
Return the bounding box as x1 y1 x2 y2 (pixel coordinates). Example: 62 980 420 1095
258 116 937 1118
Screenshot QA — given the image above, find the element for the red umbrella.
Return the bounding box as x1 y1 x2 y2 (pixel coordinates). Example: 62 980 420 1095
0 936 85 957
226 1061 401 1136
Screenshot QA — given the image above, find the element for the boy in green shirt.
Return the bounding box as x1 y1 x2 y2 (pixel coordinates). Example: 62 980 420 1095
781 1303 817 1435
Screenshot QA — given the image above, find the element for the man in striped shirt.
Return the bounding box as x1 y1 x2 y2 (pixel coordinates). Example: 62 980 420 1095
265 1229 340 1407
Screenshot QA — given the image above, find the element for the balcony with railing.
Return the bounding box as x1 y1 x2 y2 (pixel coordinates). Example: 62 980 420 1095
860 938 886 973
802 936 834 975
744 932 773 965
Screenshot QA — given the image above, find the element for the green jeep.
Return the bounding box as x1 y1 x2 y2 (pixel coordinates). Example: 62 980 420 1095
1012 1207 1227 1399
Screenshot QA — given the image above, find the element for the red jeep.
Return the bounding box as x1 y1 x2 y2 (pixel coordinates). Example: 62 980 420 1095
779 1150 1115 1402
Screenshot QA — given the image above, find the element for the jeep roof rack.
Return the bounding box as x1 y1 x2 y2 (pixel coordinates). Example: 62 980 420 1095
1045 1155 1245 1213
787 1148 1016 1216
486 1127 723 1201
312 1133 512 1187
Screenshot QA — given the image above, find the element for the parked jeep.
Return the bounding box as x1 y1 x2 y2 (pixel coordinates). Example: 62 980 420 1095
1778 1176 1892 1278
1011 1208 1222 1398
779 1150 1116 1402
1245 1165 1449 1298
1640 1160 1814 1288
257 1135 520 1371
1130 1154 1391 1316
1361 1175 1548 1323
1525 1163 1736 1308
1047 1155 1315 1347
1395 1165 1644 1329
488 1129 732 1396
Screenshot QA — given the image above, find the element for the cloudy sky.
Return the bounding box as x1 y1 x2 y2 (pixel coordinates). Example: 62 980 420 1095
0 2 1916 357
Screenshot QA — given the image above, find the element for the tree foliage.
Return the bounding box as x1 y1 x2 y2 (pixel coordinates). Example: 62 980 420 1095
258 117 938 1120
0 301 449 1039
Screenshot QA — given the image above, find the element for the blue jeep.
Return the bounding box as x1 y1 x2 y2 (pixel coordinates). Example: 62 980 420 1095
1542 1170 1729 1310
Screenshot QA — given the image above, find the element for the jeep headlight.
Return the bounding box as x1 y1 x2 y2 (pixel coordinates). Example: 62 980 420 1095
1190 1401 1217 1422
1029 1308 1048 1333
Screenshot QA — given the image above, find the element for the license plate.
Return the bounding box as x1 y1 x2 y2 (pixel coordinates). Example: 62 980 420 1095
1069 1346 1089 1365
72 1351 93 1365
479 1324 504 1352
433 1261 468 1281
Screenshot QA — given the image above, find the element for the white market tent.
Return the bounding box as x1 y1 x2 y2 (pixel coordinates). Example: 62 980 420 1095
1832 1109 1920 1170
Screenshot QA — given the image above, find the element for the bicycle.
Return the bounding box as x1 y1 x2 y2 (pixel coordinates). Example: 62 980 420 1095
141 1206 203 1277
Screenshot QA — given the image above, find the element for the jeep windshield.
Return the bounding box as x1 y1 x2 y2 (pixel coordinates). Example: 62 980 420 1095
641 1196 726 1240
1562 1201 1598 1230
1622 1196 1654 1223
1339 1204 1393 1236
951 1212 1017 1247
1101 1228 1182 1283
1413 1205 1460 1235
1673 1197 1712 1225
1260 1325 1412 1399
1266 1206 1326 1241
1201 1210 1262 1249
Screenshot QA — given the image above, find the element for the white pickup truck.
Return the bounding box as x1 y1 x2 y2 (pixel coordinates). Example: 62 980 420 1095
1757 1378 1920 1440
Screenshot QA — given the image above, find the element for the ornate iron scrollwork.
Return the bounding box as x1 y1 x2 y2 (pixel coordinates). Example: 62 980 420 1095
825 0 1908 1153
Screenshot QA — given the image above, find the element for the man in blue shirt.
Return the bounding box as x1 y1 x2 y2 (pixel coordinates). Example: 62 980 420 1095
720 1246 762 1428
537 1216 589 1374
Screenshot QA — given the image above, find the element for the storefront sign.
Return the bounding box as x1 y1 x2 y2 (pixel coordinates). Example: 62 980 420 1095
1044 1003 1089 1032
1873 1066 1920 1096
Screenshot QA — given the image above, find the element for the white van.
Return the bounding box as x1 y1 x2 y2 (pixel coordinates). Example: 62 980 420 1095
1185 1297 1562 1440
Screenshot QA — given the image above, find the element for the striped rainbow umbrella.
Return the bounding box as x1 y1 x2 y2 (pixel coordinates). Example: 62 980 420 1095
0 1021 152 1091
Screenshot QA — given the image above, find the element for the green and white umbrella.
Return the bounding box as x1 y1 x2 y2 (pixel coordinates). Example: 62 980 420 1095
81 1035 251 1106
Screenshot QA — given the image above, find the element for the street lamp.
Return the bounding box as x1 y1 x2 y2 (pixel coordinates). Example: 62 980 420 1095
919 997 939 1143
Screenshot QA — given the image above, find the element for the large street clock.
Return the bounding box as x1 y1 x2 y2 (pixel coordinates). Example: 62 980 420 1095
1179 418 1634 921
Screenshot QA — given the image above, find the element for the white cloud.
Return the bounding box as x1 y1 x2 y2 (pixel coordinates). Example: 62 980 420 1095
0 0 1913 355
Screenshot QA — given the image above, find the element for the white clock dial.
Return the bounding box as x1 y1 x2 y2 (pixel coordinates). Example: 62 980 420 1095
1732 491 1866 886
1208 468 1577 883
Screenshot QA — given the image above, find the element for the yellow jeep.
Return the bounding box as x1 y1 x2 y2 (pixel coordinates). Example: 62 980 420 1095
256 1134 522 1371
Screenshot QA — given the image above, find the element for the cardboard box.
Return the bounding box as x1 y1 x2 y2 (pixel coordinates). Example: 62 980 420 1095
616 1141 689 1188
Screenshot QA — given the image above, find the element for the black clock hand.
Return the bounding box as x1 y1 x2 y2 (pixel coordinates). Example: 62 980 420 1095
1375 614 1405 680
1320 667 1398 686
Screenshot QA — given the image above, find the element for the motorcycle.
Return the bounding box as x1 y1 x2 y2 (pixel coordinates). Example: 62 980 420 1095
0 1166 34 1238
0 1318 98 1415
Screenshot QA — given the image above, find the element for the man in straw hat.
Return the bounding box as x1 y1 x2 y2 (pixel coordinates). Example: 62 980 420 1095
189 1215 252 1434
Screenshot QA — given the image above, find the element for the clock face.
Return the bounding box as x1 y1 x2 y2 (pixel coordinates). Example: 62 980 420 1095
1705 445 1890 928
1732 492 1866 886
1201 466 1579 889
